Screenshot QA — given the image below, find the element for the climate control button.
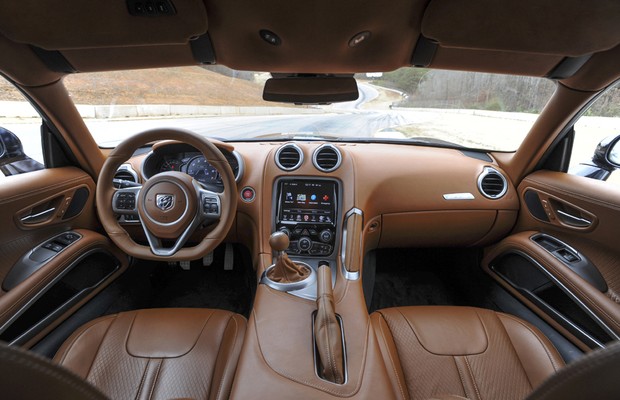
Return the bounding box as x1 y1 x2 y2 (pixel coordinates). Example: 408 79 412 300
298 236 312 252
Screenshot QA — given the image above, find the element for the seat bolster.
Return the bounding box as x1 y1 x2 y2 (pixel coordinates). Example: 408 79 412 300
497 313 564 388
53 314 117 378
209 313 247 400
370 312 409 400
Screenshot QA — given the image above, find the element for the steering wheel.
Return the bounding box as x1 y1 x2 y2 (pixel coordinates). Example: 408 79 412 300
96 128 237 261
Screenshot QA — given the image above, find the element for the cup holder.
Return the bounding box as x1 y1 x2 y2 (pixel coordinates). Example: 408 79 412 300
261 261 316 292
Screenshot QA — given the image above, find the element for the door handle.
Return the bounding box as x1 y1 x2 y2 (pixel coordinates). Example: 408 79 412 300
20 207 56 224
555 209 592 227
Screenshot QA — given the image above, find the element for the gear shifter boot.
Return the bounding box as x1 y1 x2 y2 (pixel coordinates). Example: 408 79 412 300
266 231 311 283
267 252 311 283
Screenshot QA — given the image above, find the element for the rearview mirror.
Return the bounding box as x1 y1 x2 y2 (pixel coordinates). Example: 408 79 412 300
263 76 359 104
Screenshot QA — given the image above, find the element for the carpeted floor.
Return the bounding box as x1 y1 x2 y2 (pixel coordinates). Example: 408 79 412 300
105 244 256 317
369 247 499 313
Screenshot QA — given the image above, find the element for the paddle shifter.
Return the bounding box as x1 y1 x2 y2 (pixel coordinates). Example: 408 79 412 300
266 231 311 283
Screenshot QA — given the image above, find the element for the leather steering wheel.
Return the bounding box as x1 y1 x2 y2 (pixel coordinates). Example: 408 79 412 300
96 128 237 261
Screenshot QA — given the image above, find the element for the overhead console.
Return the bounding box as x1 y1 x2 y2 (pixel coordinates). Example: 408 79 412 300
274 178 339 257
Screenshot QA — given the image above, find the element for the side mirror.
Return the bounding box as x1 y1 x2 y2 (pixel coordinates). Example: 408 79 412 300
0 127 43 176
592 134 620 171
0 127 26 159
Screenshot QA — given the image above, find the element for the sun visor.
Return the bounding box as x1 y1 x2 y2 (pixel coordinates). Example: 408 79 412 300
421 0 620 57
0 0 208 50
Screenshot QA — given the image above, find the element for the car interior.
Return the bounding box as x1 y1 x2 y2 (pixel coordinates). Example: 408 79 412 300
0 0 619 399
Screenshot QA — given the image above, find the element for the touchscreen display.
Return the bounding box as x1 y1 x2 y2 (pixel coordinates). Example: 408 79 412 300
279 180 336 224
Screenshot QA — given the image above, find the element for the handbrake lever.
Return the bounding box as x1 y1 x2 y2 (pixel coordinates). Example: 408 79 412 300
314 263 345 384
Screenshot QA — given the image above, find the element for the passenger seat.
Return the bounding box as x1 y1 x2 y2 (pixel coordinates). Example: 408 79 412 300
371 306 564 400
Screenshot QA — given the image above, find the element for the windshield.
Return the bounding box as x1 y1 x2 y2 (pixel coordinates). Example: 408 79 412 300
64 66 557 151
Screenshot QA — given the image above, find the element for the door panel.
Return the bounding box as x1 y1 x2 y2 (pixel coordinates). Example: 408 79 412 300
483 170 620 349
0 167 128 347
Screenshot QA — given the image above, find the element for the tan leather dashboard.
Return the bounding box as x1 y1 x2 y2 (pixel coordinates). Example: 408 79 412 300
120 141 519 263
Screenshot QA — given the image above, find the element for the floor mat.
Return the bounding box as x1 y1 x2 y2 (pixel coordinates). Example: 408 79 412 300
105 244 256 318
369 247 499 313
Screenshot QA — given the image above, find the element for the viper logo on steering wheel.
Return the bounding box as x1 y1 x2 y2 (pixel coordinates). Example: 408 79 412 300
156 194 175 211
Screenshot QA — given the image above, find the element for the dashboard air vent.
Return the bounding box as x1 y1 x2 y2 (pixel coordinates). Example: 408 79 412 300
478 167 508 199
113 164 138 188
313 144 342 172
275 144 303 171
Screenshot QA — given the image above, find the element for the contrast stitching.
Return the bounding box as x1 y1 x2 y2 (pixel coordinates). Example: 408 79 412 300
500 314 561 372
214 313 238 400
146 359 163 400
376 315 407 400
135 359 150 400
463 357 482 400
453 356 470 399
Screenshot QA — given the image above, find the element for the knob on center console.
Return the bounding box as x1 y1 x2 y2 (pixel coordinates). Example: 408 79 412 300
298 236 312 252
269 231 290 253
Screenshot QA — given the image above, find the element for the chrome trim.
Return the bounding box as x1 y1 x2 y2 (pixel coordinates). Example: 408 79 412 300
20 207 56 223
555 209 592 227
232 150 245 183
311 311 348 385
115 163 139 182
442 193 475 200
341 208 363 281
477 166 508 199
275 143 304 171
312 144 342 173
494 250 619 347
260 262 316 292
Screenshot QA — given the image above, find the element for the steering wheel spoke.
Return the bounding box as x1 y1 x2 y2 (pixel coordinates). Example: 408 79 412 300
112 186 141 216
141 213 202 257
197 184 222 225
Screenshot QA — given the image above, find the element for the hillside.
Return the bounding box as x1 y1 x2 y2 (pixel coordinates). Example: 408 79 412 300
62 66 267 106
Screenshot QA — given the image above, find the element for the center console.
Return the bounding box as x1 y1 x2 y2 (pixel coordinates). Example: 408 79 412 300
274 178 339 257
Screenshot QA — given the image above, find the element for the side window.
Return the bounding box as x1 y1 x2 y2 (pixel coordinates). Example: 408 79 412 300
0 76 45 178
568 81 620 186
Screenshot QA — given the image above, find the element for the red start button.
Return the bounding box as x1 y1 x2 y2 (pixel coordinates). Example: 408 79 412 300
241 187 256 202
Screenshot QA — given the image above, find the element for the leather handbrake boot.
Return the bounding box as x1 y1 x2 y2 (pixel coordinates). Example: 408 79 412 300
314 264 345 384
266 231 310 283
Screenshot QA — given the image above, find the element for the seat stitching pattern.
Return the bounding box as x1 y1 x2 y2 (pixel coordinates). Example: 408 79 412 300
147 359 163 400
214 313 238 400
499 314 561 372
135 359 150 400
453 356 470 400
2 347 106 400
376 314 407 400
463 356 482 400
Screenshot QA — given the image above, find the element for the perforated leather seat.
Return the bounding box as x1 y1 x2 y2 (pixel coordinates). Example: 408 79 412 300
53 308 246 400
371 306 564 400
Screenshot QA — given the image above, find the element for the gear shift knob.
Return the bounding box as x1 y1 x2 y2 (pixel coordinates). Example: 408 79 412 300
269 231 290 253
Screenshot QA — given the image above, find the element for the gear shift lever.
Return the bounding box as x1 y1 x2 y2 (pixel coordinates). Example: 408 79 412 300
266 232 311 283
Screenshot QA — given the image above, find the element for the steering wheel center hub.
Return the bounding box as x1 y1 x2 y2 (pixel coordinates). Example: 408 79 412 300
138 172 197 239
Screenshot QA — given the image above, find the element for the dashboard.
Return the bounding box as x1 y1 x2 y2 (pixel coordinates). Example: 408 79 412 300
118 140 520 256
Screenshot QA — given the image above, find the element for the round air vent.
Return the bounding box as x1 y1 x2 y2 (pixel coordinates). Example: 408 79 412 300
312 144 342 172
113 164 138 188
275 144 303 171
477 167 508 199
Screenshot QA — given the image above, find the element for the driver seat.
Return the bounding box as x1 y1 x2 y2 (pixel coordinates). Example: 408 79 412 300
53 308 246 400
